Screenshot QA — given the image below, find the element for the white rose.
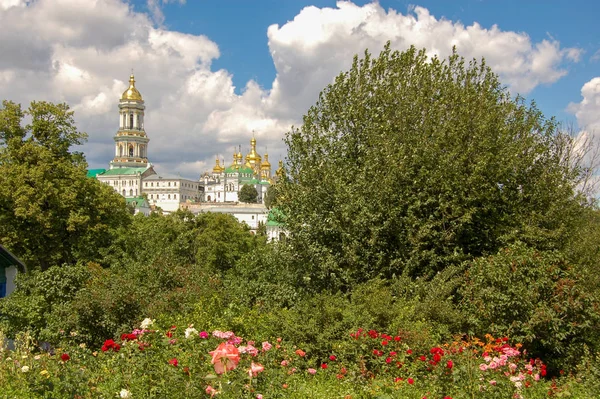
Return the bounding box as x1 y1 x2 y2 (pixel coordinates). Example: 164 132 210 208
119 389 131 398
140 318 154 329
21 366 30 372
185 327 198 339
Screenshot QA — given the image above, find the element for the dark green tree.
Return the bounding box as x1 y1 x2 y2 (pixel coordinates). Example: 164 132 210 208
279 44 588 289
264 184 280 209
0 101 131 271
239 184 258 203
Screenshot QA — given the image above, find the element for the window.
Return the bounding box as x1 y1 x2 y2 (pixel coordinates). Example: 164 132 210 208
122 189 126 196
174 182 177 187
168 194 170 199
151 182 154 187
130 113 134 128
168 182 171 187
174 194 177 200
150 194 153 199
129 189 133 196
145 182 147 187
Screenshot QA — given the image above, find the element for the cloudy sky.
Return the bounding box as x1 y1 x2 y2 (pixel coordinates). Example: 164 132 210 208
1 0 599 179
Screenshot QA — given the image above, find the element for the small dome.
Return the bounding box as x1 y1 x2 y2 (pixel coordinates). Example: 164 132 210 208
261 153 271 169
212 158 224 173
121 74 143 101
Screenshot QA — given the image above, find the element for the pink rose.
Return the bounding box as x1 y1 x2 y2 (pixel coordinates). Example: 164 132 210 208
479 364 488 371
308 368 317 375
262 341 272 351
209 342 240 374
248 362 265 377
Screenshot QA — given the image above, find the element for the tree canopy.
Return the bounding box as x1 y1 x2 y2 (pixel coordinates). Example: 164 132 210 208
279 44 588 289
0 101 131 271
239 184 258 203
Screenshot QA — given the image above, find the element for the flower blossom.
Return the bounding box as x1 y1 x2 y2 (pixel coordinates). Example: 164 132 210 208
119 389 131 398
209 342 240 374
61 353 70 362
205 386 217 398
140 318 154 329
262 341 272 351
212 330 234 340
248 362 265 377
185 326 198 339
308 368 317 375
199 331 209 339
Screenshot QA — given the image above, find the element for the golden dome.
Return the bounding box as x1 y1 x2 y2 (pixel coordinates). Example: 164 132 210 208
212 157 224 173
245 137 262 166
121 74 143 101
276 159 285 177
260 153 271 169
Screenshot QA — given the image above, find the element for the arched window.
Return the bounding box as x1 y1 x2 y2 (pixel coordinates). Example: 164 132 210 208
122 189 126 196
174 194 177 200
122 114 126 128
168 194 171 199
136 114 140 130
130 113 134 128
129 145 134 157
150 194 153 199
207 195 211 201
151 182 153 187
129 189 133 196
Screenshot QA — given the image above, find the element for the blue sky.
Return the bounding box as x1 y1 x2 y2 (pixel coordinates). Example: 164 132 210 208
144 0 600 125
1 0 599 180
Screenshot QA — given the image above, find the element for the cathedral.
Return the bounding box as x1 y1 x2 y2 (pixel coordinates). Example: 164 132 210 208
95 73 281 212
202 137 283 203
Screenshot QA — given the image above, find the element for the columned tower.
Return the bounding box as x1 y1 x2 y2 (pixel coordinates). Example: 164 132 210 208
110 73 150 169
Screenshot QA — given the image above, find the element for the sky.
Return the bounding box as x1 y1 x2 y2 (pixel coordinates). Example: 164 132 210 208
1 0 600 180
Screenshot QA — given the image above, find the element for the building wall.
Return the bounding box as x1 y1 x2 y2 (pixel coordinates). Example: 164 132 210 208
97 175 142 197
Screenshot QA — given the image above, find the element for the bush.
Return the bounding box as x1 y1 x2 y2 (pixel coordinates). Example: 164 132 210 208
459 242 600 371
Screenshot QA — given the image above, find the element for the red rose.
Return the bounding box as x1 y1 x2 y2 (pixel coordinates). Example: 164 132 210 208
446 360 453 369
61 353 70 362
169 358 178 367
329 355 337 361
408 378 414 385
321 363 328 369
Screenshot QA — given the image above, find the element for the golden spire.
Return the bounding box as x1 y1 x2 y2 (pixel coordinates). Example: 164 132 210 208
261 152 271 169
276 159 285 178
213 156 224 173
121 73 143 101
245 136 261 170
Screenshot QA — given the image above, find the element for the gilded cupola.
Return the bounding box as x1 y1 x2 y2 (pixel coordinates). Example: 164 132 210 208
245 137 262 172
121 74 143 101
212 157 224 173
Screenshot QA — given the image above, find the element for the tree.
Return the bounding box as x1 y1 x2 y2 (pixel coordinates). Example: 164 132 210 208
0 101 131 271
264 184 280 209
279 44 588 289
239 184 258 203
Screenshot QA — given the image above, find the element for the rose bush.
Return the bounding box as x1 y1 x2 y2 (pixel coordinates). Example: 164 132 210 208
0 321 595 398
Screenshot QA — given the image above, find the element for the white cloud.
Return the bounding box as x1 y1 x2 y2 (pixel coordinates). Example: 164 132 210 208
0 0 582 179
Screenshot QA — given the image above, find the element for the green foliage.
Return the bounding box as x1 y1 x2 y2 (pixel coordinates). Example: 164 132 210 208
0 100 131 270
239 184 258 203
280 44 587 290
0 264 91 342
264 184 280 209
459 242 600 370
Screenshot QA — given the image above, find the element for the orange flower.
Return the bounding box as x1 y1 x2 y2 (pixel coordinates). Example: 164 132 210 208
209 342 240 374
295 349 306 357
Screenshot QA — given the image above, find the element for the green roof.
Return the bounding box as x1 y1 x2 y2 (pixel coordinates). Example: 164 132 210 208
266 207 286 227
87 168 106 178
98 167 148 176
125 196 149 208
224 165 255 175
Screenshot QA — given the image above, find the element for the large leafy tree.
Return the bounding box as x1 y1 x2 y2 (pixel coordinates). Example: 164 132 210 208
279 44 588 289
0 101 131 271
239 184 258 203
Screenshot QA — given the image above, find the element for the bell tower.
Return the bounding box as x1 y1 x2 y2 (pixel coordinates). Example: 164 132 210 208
110 73 150 169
